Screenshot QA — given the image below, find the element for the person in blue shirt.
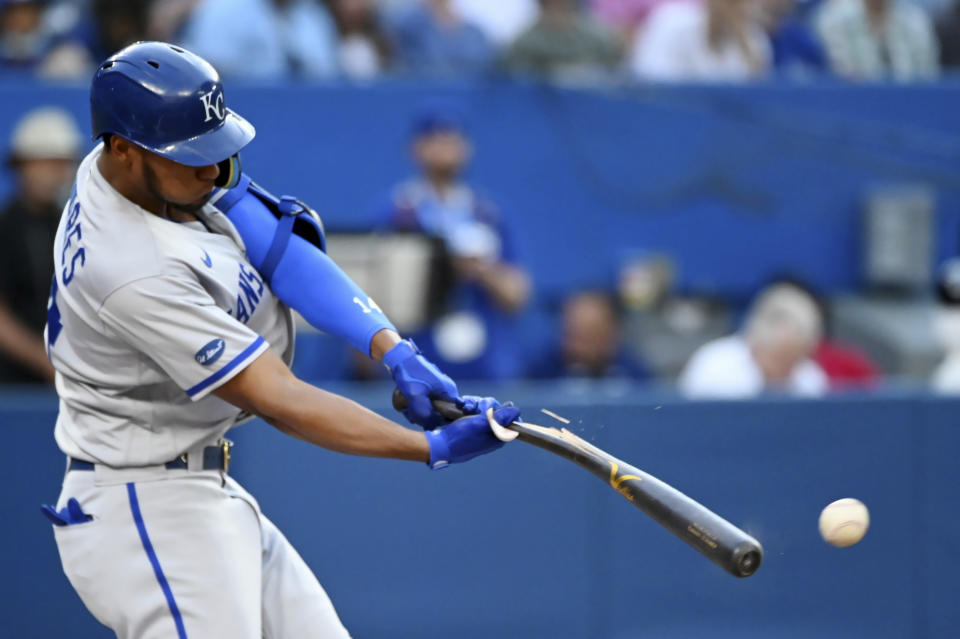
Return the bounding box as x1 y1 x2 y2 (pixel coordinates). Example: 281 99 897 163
380 110 532 381
178 0 339 79
765 0 829 77
529 290 649 381
382 0 494 76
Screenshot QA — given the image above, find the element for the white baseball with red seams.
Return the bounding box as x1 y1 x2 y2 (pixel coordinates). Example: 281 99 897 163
818 498 870 547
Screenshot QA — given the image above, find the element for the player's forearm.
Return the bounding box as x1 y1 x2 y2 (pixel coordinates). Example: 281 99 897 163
215 350 428 462
0 303 55 381
480 263 531 313
267 381 429 461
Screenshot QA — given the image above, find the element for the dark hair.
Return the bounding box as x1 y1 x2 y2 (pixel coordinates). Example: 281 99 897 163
409 103 468 140
565 289 625 324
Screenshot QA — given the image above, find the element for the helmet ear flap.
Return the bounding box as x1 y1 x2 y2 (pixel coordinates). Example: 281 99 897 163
214 153 241 189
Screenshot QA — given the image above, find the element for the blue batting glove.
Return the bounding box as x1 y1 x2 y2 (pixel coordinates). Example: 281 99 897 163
426 405 522 469
384 339 460 429
458 395 501 416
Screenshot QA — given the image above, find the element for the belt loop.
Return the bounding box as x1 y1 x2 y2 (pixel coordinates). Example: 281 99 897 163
186 446 203 472
221 439 233 474
219 439 232 487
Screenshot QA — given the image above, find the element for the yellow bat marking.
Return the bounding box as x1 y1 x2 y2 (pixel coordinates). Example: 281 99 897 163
609 462 643 501
517 424 644 502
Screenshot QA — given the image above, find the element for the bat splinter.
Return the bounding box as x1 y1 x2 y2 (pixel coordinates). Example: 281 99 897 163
393 390 763 578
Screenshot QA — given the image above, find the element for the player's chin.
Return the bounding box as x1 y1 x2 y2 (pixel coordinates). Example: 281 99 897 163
173 190 214 214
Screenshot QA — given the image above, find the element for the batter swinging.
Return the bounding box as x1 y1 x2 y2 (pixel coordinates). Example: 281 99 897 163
42 41 519 638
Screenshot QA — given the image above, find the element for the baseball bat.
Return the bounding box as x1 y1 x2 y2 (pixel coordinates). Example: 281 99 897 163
394 390 763 578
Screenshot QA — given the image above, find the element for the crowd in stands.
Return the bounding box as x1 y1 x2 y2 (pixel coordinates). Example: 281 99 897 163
0 1 956 397
1 0 958 82
0 101 921 398
0 106 79 384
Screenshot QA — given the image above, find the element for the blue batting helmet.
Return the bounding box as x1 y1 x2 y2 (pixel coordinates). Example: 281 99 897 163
90 41 254 170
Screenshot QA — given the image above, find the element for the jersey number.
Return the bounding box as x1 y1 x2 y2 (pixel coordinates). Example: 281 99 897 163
47 276 63 348
352 296 383 315
48 197 85 349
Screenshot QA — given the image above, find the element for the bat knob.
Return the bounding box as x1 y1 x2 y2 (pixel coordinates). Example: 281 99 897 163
733 546 763 578
391 388 408 411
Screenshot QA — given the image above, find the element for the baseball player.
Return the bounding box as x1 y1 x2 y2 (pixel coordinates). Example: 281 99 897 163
42 41 520 638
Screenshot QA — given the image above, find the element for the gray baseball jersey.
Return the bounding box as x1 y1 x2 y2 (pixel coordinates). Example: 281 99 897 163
48 145 295 467
47 145 351 638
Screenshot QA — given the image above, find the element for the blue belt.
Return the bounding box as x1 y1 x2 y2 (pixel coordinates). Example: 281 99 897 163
68 441 233 473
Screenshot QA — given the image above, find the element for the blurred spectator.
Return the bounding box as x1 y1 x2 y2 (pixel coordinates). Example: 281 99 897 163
0 107 81 384
179 0 339 79
760 0 830 76
629 0 771 81
504 0 622 82
0 0 50 68
814 0 939 80
0 0 88 77
931 258 960 392
83 0 149 62
327 0 391 79
936 0 960 68
529 290 649 380
30 0 154 78
452 0 539 46
812 332 879 389
379 109 531 380
147 0 200 43
382 0 494 76
590 0 671 33
775 279 879 388
678 283 828 398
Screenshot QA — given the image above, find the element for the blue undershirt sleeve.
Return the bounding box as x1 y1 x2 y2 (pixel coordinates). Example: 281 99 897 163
221 187 395 355
271 233 395 355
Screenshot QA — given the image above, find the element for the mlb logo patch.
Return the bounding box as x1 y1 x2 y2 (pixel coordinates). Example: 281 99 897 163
195 338 226 366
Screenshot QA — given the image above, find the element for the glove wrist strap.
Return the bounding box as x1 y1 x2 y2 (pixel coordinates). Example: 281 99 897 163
425 429 451 470
383 339 418 373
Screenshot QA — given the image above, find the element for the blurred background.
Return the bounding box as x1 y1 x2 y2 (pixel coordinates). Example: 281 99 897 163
1 0 959 637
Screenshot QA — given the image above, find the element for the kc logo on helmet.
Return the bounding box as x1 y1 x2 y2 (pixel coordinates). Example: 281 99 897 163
199 89 225 122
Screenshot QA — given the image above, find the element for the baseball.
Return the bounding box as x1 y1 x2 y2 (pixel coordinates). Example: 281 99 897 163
818 498 870 547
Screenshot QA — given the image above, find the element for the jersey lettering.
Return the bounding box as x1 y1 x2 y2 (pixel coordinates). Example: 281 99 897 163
65 199 81 228
63 249 86 285
60 200 87 286
234 263 265 324
46 276 62 348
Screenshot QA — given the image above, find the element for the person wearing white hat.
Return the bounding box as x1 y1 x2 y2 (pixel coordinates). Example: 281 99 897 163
678 282 829 398
932 258 960 393
0 105 81 383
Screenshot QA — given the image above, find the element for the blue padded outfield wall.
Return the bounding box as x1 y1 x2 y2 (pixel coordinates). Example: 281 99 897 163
0 81 958 300
3 384 960 638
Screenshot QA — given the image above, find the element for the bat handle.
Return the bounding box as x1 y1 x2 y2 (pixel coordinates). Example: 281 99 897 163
391 388 465 421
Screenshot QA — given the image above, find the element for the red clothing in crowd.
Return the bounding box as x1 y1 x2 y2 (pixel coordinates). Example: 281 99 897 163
813 339 879 389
